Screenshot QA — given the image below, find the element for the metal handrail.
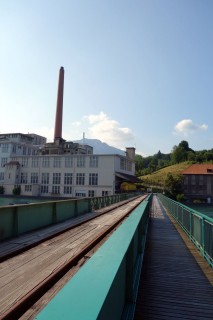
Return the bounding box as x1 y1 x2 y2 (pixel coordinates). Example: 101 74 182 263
158 193 213 268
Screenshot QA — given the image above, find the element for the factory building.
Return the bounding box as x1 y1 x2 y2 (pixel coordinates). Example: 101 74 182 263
0 67 139 198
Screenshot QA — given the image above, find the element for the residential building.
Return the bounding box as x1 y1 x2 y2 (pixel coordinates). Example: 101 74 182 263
182 164 213 203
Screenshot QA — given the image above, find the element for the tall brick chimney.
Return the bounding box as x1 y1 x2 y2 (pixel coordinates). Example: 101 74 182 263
54 67 64 141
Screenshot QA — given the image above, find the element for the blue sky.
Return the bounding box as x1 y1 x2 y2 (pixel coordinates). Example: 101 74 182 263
0 0 212 156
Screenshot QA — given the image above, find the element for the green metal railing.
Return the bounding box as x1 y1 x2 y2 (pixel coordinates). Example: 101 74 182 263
158 194 213 268
89 192 141 211
35 195 152 320
0 192 142 241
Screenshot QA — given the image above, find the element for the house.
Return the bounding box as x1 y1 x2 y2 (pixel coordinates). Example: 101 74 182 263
182 164 213 203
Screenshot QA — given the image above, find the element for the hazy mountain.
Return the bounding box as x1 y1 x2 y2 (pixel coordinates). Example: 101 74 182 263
74 138 125 155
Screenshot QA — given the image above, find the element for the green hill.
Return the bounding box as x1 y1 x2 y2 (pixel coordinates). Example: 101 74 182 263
139 161 191 186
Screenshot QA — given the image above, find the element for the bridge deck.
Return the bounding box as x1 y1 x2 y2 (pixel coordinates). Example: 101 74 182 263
134 195 213 320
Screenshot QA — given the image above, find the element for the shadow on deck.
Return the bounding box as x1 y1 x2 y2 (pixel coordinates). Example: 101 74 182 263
134 195 213 320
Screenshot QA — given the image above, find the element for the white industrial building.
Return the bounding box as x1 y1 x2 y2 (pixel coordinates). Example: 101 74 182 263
0 67 139 198
0 133 137 198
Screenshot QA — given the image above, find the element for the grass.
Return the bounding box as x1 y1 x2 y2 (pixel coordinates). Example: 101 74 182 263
140 161 192 186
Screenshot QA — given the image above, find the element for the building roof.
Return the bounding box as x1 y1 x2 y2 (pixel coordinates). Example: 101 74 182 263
182 164 213 175
115 172 142 182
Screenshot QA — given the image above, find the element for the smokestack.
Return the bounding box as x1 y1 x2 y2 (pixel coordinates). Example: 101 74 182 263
54 66 64 140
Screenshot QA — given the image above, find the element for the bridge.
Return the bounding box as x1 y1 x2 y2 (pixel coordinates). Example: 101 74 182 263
0 193 212 319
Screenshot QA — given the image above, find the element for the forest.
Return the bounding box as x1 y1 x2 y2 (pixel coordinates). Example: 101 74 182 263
135 140 213 176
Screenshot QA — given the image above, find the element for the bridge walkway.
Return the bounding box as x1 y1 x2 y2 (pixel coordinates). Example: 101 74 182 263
134 195 213 320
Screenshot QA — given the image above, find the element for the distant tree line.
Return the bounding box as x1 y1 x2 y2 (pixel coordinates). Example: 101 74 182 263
135 140 213 176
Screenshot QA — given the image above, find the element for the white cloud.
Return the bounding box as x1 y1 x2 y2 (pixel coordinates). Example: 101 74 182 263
34 112 135 150
83 112 135 148
174 119 208 136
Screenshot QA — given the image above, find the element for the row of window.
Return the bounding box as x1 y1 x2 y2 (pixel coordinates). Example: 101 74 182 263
24 185 108 197
0 144 37 155
1 156 132 172
20 172 98 186
1 156 99 168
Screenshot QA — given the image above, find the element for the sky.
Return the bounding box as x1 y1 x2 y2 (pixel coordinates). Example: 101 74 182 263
0 0 213 156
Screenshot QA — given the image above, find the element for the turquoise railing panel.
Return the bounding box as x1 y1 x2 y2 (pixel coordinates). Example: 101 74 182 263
158 194 213 268
0 192 142 241
35 195 152 320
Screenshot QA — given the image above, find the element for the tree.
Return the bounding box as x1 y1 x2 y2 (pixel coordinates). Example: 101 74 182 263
13 185 21 195
179 140 190 151
0 186 4 194
164 173 183 198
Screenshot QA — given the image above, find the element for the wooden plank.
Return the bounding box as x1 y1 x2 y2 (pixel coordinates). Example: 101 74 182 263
134 195 213 320
0 196 145 317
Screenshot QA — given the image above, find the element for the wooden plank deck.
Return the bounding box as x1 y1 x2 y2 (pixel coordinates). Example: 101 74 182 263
0 196 143 261
0 196 145 318
134 195 213 320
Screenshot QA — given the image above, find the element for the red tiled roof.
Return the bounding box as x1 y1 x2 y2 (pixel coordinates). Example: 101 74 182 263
182 164 213 175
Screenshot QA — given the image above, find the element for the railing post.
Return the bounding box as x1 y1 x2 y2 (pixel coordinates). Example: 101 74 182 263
52 202 57 224
190 211 193 241
201 217 205 258
13 206 18 237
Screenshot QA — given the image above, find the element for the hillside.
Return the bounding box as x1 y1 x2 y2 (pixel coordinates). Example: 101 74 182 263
140 161 192 186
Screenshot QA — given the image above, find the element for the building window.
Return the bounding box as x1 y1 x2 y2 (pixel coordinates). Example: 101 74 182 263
88 190 95 197
21 173 28 184
64 173 72 185
2 144 9 153
53 173 61 184
75 192 86 197
25 185 32 192
52 185 60 194
76 173 85 185
0 172 4 181
89 156 98 168
42 157 50 168
32 157 39 168
64 186 72 194
12 145 16 154
77 156 85 167
1 158 7 167
53 157 61 168
22 158 28 167
65 157 73 168
31 172 38 184
120 158 125 170
41 185 49 193
191 175 196 185
120 158 132 171
89 173 98 186
102 191 109 196
41 173 49 184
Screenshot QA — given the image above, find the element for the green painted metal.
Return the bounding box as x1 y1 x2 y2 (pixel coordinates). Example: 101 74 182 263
17 203 53 234
35 195 152 320
0 207 15 239
158 193 213 268
0 193 142 241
